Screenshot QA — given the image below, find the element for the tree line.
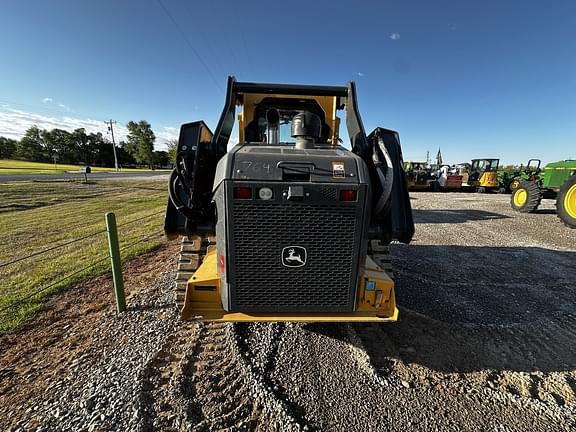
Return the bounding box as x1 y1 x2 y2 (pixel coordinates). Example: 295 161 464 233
0 120 178 168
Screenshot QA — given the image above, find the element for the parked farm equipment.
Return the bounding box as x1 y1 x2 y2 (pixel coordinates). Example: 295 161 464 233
510 160 576 228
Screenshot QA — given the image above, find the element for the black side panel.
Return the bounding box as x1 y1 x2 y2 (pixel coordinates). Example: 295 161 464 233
346 82 388 218
212 76 236 159
165 121 215 237
346 81 369 160
164 197 186 239
367 128 414 244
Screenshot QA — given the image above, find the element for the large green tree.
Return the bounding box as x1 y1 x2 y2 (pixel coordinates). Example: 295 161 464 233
0 137 18 159
152 150 169 168
16 126 46 161
117 141 137 166
86 132 108 165
70 128 93 164
126 120 155 168
42 128 75 163
166 138 178 163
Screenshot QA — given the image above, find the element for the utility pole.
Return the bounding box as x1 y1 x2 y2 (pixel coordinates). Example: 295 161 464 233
105 119 119 171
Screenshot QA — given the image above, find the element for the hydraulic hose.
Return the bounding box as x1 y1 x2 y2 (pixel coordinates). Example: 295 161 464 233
168 169 200 220
373 137 394 217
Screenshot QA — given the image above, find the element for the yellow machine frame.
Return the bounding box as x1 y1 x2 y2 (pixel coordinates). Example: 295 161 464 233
476 171 499 188
181 248 398 322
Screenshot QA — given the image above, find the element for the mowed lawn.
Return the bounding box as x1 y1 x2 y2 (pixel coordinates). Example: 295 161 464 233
0 179 169 335
0 159 169 175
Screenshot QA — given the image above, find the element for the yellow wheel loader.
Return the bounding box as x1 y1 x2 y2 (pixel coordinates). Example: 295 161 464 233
462 158 501 193
164 77 414 322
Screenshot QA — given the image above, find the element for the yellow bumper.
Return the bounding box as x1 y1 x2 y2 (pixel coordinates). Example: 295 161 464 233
181 249 398 323
186 309 398 322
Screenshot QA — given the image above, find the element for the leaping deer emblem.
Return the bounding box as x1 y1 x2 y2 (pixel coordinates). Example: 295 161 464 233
285 248 304 265
282 246 307 267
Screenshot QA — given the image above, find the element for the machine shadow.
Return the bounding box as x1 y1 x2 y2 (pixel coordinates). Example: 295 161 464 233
533 209 557 215
128 303 173 312
412 209 510 224
306 244 576 374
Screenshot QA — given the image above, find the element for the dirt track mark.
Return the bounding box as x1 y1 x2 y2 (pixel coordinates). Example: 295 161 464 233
137 321 310 432
137 321 199 431
234 322 313 430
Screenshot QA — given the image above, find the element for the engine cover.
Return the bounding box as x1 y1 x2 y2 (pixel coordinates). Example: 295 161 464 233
213 144 371 313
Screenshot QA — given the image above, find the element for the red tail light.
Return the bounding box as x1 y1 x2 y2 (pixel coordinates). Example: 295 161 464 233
234 186 252 199
339 189 357 202
219 254 225 274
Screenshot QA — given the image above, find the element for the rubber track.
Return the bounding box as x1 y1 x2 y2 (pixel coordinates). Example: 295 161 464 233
174 235 216 309
369 240 394 279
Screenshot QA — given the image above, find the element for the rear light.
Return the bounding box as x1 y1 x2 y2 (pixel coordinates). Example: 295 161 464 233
219 254 225 274
258 187 273 200
340 189 357 201
234 186 252 199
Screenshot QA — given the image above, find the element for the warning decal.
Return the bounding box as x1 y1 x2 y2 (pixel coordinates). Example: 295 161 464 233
332 161 346 178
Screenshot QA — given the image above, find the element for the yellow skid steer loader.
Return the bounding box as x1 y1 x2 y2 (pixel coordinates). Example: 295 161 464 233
164 77 414 322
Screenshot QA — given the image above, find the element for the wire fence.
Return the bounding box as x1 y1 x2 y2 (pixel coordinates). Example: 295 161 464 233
0 210 165 270
0 209 166 333
0 229 108 270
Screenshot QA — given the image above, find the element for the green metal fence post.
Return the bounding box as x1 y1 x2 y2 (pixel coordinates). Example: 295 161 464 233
105 212 126 313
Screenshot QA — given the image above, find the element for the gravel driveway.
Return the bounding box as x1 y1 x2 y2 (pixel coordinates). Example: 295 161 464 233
1 192 575 431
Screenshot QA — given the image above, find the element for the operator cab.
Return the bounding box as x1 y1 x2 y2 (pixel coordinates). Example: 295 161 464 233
470 158 499 173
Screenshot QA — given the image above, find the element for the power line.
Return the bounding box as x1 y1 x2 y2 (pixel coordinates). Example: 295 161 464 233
105 119 120 171
155 0 223 93
181 2 229 80
230 3 256 77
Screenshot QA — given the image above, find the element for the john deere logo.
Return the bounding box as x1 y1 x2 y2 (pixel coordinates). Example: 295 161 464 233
282 246 307 268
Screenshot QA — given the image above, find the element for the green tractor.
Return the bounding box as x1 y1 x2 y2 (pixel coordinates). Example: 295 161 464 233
508 159 542 192
510 160 576 228
498 159 542 193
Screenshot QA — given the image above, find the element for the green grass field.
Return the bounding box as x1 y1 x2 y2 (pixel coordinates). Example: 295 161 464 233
0 179 169 335
0 159 170 175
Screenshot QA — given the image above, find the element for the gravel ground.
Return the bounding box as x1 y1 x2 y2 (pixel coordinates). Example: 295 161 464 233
1 192 575 431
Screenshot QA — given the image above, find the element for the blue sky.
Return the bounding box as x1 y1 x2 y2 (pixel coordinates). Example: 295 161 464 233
0 0 575 164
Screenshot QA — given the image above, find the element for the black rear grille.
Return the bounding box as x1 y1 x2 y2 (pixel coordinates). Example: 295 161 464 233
229 200 362 312
318 186 338 201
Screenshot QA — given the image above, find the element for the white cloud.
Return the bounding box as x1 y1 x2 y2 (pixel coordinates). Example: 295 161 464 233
389 33 401 40
227 135 239 151
0 107 178 151
154 127 180 148
42 97 53 104
356 72 365 77
58 103 71 112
